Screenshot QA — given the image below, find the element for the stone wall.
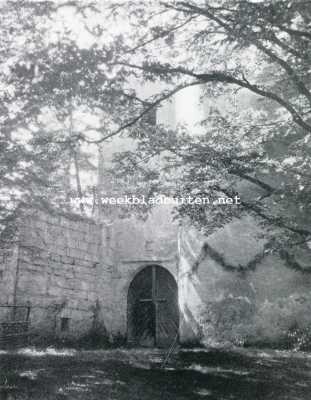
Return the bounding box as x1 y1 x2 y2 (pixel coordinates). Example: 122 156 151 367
0 206 179 344
2 203 309 349
14 211 102 339
0 243 19 323
98 204 179 339
179 216 311 348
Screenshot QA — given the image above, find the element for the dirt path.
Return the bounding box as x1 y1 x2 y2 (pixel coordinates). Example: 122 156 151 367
0 347 310 399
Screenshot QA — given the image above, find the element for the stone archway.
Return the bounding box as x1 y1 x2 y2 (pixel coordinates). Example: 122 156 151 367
127 265 179 348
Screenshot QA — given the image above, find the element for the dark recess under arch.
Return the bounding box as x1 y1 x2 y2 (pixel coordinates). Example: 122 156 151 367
127 265 179 348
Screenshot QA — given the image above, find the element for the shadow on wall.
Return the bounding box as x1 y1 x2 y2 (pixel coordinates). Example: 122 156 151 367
178 220 311 350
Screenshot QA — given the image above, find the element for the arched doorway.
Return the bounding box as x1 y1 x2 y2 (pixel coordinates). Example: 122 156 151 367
127 265 179 348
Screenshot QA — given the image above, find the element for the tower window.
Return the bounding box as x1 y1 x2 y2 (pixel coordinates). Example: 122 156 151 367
61 317 70 332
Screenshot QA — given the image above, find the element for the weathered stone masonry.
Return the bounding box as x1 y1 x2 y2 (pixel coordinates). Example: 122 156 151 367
179 216 311 347
0 205 180 343
1 206 311 347
0 211 101 340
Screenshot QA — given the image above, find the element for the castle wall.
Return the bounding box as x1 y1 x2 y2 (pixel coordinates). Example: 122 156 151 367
179 217 311 347
1 205 310 348
0 243 19 323
0 206 179 344
14 211 102 339
97 204 179 339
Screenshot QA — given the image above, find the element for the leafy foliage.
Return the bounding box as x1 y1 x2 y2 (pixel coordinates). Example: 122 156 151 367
103 0 311 250
0 0 310 252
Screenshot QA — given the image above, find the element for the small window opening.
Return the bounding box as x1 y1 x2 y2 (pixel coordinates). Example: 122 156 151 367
61 317 70 332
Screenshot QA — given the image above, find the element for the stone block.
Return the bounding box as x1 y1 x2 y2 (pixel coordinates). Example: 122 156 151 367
18 272 47 296
61 255 75 265
87 243 98 255
66 248 77 259
49 253 61 263
77 240 88 252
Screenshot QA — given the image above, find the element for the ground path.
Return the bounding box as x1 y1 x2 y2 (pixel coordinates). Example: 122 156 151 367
0 347 310 399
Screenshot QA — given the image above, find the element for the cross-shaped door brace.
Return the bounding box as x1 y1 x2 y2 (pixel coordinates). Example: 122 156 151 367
139 265 166 346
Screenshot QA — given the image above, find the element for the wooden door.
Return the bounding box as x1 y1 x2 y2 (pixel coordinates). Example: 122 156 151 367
127 265 179 348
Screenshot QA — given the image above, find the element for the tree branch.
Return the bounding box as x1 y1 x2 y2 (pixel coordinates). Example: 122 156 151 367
216 185 311 237
78 80 203 144
174 1 311 107
125 15 198 54
277 26 311 41
114 61 311 134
